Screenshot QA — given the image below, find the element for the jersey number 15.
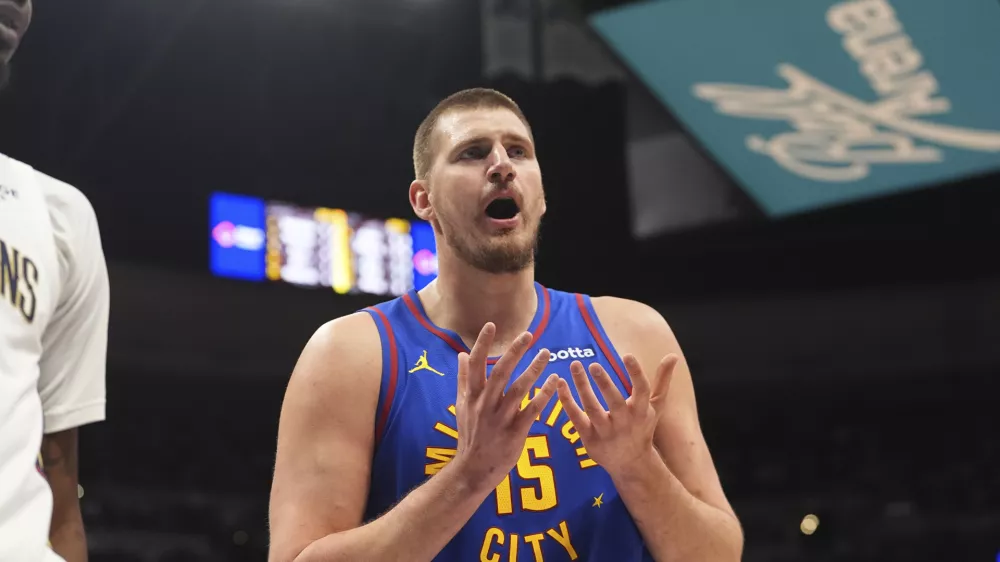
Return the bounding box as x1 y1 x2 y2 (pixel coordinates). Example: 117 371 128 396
495 435 558 515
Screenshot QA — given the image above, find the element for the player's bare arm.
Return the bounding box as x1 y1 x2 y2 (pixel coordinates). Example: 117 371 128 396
40 428 88 562
268 315 558 562
559 297 744 562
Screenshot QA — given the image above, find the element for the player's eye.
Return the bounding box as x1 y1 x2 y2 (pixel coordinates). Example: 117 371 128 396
508 146 527 158
460 146 487 159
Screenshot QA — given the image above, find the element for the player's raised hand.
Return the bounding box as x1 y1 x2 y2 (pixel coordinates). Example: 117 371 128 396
557 354 679 476
454 322 558 489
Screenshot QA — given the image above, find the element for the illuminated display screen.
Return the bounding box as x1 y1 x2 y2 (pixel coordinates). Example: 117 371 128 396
410 221 437 291
209 193 267 281
210 193 437 296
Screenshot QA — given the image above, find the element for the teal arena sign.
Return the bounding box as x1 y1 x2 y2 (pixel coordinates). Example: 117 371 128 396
591 0 1000 216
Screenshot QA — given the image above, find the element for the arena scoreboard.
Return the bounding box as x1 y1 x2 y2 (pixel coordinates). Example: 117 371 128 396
209 192 438 296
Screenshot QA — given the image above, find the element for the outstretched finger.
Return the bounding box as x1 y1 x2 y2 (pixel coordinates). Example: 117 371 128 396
570 361 603 413
622 354 650 410
504 348 551 411
589 363 626 414
487 331 534 400
516 374 559 431
466 323 495 395
555 377 591 437
569 361 609 432
650 354 679 411
457 352 470 401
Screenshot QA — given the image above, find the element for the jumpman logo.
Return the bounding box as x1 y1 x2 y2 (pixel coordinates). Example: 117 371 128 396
409 350 445 376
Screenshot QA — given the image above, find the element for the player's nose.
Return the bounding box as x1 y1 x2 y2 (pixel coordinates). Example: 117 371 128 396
486 146 516 184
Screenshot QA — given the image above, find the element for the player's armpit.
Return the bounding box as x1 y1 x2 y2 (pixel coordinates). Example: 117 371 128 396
267 312 382 562
591 297 738 522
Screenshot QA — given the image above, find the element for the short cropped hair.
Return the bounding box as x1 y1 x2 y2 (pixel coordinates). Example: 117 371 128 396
413 88 532 180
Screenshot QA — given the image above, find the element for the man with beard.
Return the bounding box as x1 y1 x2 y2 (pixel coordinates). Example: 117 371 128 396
1 1 110 561
268 88 742 562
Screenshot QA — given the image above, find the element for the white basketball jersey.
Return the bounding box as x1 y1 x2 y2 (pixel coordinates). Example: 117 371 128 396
0 153 109 562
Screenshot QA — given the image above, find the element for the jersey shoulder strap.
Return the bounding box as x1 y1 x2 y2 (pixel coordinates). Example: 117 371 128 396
360 297 411 443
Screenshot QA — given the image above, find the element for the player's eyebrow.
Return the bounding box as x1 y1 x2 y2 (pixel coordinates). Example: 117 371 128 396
501 132 533 147
451 132 534 155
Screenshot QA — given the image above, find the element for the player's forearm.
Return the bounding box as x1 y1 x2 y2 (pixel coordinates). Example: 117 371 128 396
42 428 89 562
610 449 743 562
48 515 88 562
295 458 493 562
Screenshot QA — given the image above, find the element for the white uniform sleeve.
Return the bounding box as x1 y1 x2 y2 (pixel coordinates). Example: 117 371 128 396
37 175 109 434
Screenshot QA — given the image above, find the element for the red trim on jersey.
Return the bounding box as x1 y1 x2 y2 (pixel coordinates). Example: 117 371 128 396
532 287 552 350
575 293 632 394
402 286 552 366
402 293 467 353
367 306 399 444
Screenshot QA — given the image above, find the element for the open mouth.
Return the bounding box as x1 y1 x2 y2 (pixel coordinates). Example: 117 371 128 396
485 197 520 221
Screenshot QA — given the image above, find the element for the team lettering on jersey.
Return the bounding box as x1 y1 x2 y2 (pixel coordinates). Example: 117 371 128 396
0 238 39 323
424 390 600 561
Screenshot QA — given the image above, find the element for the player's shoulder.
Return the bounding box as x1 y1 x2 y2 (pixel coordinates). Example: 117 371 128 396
310 311 382 358
280 311 385 430
589 295 659 314
28 167 102 244
290 311 383 391
541 285 669 331
35 168 90 206
590 295 674 341
39 171 97 220
587 296 687 370
0 152 95 218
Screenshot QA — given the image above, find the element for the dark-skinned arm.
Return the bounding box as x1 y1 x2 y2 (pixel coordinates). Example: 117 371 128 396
41 429 87 562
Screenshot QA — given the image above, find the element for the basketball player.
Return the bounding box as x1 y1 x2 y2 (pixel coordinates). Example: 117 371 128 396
1 1 110 561
268 89 743 561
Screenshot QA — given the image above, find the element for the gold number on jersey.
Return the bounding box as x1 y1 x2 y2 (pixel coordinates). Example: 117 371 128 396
495 435 558 515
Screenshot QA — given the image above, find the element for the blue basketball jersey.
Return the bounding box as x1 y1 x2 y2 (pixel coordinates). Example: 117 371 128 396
362 282 654 562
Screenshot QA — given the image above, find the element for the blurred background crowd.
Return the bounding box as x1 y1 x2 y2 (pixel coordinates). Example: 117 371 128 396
2 0 998 560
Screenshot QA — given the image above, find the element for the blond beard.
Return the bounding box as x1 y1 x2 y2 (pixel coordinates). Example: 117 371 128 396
437 214 539 274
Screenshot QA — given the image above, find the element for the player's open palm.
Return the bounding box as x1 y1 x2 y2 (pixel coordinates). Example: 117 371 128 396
454 322 559 489
557 354 679 477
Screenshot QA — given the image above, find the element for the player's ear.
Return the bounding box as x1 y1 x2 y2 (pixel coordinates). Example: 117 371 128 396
410 179 434 222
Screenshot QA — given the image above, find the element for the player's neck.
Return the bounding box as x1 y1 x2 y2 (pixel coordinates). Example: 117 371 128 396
420 260 538 354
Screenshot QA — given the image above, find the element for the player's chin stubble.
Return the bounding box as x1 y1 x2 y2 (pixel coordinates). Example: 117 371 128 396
444 222 539 275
